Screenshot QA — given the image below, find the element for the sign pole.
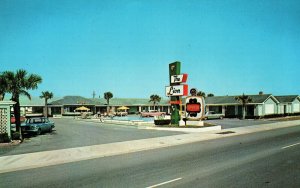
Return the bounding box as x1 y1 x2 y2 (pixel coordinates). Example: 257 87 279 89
179 96 185 126
169 62 181 125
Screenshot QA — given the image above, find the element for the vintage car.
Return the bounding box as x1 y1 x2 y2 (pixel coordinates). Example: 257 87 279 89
116 111 128 116
204 111 225 120
21 117 55 135
10 114 26 124
140 110 166 117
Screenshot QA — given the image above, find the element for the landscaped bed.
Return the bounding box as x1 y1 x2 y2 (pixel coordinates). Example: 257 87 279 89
155 122 217 128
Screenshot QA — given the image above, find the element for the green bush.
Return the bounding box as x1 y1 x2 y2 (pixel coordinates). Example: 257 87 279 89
11 132 21 140
0 133 10 143
154 119 171 125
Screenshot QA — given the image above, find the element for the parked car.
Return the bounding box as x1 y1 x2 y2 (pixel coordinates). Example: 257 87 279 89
10 114 26 124
140 110 166 117
116 111 128 116
21 117 55 135
204 111 225 120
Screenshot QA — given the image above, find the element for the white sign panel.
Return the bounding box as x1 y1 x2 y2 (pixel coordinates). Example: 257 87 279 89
170 74 188 84
165 85 188 96
185 96 205 120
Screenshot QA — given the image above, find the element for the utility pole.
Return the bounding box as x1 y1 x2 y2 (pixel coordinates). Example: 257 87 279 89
92 91 96 99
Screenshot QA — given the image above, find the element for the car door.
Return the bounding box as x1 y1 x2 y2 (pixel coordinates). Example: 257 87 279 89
38 118 46 132
44 118 51 131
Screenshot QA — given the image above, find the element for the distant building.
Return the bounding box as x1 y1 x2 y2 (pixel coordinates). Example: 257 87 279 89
275 95 300 115
7 94 300 119
205 94 280 118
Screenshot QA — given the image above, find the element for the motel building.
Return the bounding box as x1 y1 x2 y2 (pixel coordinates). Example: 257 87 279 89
7 94 300 119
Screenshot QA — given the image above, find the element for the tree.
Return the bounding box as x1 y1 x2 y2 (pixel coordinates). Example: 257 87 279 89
235 93 252 119
149 94 161 111
207 93 215 97
104 92 113 113
0 73 8 101
197 91 206 97
40 91 54 118
3 69 42 140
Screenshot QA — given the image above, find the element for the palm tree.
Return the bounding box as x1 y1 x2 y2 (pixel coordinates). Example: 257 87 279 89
104 92 113 113
40 91 54 117
235 93 252 119
197 91 206 97
3 69 42 139
0 73 8 101
207 93 215 97
149 94 161 111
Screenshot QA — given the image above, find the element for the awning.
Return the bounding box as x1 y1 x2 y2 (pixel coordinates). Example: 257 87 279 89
75 106 90 111
117 106 129 110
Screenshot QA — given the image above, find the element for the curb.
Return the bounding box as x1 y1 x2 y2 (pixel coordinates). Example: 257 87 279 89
141 125 222 133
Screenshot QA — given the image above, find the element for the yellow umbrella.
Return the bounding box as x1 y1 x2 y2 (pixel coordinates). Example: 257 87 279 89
117 106 129 110
75 106 90 111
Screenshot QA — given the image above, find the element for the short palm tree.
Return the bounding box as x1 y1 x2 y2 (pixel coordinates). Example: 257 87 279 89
149 94 161 111
40 91 54 117
0 73 8 101
235 93 252 119
104 92 113 113
197 91 206 97
3 69 42 139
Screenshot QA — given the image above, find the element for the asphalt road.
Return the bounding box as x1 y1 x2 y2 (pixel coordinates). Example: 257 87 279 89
1 125 300 188
0 118 183 156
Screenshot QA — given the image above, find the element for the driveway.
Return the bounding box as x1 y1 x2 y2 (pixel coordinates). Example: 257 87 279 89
206 118 278 129
0 118 184 156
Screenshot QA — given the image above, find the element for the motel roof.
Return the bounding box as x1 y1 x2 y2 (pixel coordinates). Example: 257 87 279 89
205 94 279 105
49 96 170 106
275 95 300 103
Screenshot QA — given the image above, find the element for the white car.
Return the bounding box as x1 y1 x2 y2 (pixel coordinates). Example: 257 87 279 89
204 111 225 120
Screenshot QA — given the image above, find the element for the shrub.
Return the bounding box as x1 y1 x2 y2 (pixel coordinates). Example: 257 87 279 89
12 132 21 140
0 133 10 143
154 119 171 126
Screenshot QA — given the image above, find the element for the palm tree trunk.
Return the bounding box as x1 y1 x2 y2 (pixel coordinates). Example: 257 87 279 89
12 95 23 140
107 100 109 113
45 99 48 118
242 105 246 119
0 93 4 101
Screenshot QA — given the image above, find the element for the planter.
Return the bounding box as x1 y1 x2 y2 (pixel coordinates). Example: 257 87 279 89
154 119 171 125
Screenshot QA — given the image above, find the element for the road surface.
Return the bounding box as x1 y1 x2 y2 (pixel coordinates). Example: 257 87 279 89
1 124 300 187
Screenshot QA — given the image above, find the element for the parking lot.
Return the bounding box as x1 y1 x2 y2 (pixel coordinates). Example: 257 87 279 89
0 118 183 156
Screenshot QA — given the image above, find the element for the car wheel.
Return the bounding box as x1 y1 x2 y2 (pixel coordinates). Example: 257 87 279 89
36 128 41 135
49 127 53 133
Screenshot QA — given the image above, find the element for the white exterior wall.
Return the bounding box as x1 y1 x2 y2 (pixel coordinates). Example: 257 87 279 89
263 98 277 115
255 105 263 116
277 104 283 114
292 98 300 113
287 104 292 113
293 103 300 112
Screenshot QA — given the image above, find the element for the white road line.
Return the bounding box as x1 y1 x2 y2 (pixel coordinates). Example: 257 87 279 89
146 177 182 188
282 142 300 149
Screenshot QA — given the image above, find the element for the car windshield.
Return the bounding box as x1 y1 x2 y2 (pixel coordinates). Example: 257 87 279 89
27 118 45 124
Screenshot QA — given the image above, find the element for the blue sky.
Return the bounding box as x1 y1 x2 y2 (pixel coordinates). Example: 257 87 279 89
1 0 300 99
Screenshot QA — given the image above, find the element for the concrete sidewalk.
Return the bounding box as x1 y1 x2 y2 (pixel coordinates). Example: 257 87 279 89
1 120 300 174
